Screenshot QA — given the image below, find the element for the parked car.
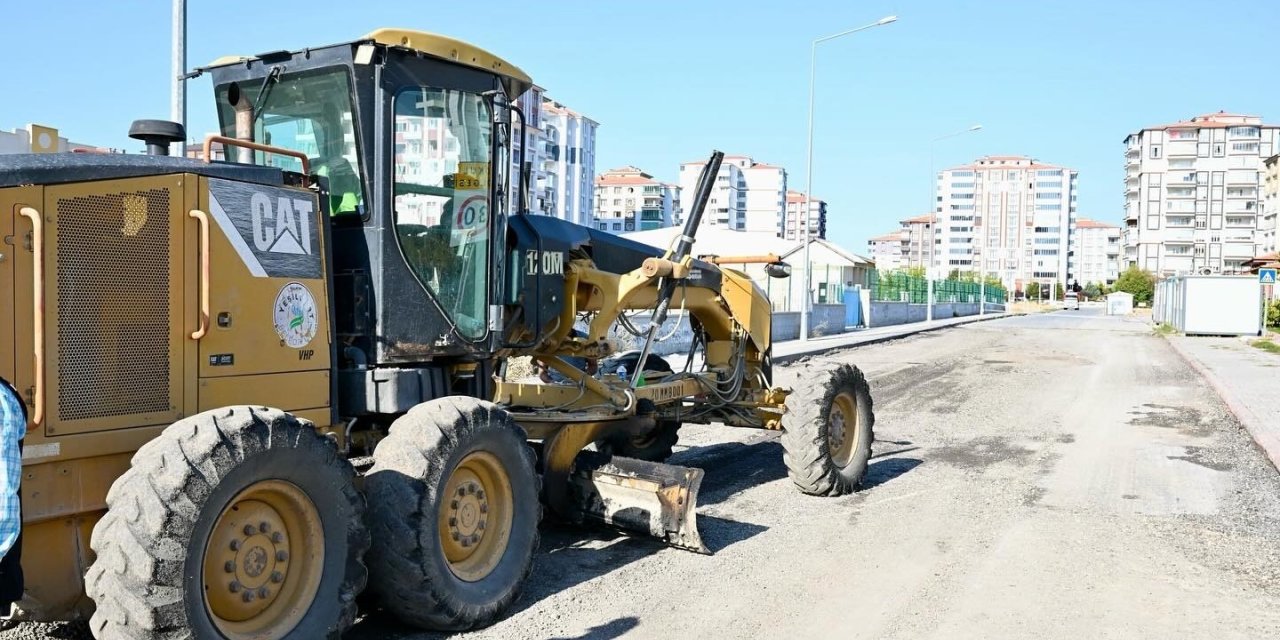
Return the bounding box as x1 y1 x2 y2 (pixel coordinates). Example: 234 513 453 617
1063 291 1080 310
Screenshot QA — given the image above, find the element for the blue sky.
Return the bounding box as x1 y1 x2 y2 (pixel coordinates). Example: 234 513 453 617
3 0 1278 253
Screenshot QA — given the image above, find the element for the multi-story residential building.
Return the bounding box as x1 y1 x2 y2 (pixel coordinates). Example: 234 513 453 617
867 230 907 271
678 158 747 229
721 156 788 233
540 99 598 226
509 85 546 215
899 214 937 268
594 166 677 233
782 190 826 241
1122 112 1280 275
1 123 111 154
1262 154 1279 255
1073 218 1122 285
936 156 1078 292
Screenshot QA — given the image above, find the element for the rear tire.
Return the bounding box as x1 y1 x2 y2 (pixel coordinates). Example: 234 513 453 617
781 364 875 496
85 406 368 640
364 397 540 631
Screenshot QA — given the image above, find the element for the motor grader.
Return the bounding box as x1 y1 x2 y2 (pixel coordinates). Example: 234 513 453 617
0 29 875 638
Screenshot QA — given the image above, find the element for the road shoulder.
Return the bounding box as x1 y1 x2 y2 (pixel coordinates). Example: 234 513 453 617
1165 334 1280 472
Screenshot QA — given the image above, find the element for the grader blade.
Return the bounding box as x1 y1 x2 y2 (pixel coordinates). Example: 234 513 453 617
570 452 708 554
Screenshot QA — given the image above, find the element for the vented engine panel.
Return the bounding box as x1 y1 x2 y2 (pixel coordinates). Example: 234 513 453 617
49 177 182 432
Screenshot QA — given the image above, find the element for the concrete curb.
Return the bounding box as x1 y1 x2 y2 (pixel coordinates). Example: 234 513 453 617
772 312 1022 366
1163 335 1280 473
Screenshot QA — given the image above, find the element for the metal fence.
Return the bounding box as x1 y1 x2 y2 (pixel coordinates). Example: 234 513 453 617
869 271 1007 305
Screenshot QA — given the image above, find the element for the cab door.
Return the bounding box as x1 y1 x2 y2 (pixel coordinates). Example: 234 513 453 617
1 187 41 395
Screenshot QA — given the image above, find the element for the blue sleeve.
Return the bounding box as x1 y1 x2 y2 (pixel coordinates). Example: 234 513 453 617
0 383 25 561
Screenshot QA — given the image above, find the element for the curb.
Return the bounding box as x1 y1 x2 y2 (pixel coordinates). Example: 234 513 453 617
772 312 1021 365
1162 335 1280 473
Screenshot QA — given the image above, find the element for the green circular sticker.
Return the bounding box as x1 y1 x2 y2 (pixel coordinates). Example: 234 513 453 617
273 282 318 348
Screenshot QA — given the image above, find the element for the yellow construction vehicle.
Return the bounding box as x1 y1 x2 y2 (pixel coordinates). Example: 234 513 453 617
0 29 875 638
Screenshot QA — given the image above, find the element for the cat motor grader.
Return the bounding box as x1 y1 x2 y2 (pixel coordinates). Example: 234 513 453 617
0 28 876 638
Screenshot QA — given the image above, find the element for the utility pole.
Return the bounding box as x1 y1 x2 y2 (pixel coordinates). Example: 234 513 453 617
171 0 187 157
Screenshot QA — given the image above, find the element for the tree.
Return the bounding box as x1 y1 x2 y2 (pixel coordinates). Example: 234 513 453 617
1113 265 1156 305
1055 282 1066 300
1083 282 1102 299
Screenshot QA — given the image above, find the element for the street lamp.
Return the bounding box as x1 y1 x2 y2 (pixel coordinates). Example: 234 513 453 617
925 124 982 322
800 15 898 342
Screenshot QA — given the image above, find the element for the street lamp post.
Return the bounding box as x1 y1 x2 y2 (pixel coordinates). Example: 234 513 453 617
800 15 897 342
925 124 982 323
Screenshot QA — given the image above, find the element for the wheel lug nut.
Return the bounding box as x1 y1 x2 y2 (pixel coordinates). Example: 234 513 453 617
451 499 459 509
461 537 471 548
478 520 486 531
259 522 270 533
271 571 284 584
243 590 255 603
452 531 461 541
480 504 488 514
276 550 289 562
449 517 457 527
476 489 485 499
457 487 466 497
224 561 235 573
271 532 283 543
229 540 241 551
243 525 256 536
258 587 269 599
229 581 241 593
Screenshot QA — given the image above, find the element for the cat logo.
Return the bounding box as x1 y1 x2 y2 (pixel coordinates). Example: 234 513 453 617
207 178 323 279
251 192 314 255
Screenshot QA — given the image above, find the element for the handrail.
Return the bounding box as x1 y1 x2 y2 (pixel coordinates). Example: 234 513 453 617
189 209 210 340
17 206 44 425
202 134 311 174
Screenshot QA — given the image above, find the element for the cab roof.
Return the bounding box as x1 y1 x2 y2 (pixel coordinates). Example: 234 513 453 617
206 28 533 98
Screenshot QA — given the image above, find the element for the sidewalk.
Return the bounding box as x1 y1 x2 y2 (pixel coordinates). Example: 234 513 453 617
772 312 1010 364
1165 335 1280 472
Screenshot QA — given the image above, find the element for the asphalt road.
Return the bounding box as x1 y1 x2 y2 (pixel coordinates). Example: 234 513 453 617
11 309 1280 639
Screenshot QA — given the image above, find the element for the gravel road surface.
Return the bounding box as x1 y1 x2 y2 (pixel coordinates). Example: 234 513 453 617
9 309 1280 639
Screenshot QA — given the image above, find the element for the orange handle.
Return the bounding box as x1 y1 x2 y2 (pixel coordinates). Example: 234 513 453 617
18 206 44 425
203 134 311 174
189 209 210 340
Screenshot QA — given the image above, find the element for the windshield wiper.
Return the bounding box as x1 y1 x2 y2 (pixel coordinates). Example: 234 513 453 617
250 66 284 127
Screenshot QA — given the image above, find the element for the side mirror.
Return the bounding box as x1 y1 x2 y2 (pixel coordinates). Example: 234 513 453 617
765 262 792 279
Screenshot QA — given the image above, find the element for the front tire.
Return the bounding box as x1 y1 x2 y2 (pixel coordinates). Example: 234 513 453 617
85 406 368 640
364 397 540 631
781 364 875 496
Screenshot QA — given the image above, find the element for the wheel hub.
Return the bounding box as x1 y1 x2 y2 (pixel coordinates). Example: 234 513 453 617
827 392 859 467
439 452 514 582
202 480 323 638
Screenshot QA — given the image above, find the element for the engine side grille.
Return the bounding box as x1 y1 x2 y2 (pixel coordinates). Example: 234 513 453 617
55 189 173 422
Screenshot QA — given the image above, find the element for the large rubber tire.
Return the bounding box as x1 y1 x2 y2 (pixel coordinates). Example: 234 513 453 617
364 397 540 631
85 406 368 640
781 364 875 496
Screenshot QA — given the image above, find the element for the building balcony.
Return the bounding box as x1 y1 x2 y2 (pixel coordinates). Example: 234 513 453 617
1126 146 1140 157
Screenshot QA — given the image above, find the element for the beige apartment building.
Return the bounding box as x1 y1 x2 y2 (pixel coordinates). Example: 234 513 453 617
1073 218 1122 285
594 166 677 233
782 190 827 241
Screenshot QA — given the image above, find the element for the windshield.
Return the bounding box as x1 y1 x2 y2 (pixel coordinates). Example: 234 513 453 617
392 86 493 340
215 68 365 216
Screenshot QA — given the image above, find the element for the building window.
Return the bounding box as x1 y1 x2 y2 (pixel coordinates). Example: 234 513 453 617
1150 145 1162 159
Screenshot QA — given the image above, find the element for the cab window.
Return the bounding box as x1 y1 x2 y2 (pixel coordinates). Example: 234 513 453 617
392 87 493 339
215 68 365 216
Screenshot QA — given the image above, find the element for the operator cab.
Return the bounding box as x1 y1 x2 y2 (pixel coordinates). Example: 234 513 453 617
203 30 528 381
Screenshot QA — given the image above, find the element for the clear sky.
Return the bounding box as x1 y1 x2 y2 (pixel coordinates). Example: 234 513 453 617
3 0 1278 254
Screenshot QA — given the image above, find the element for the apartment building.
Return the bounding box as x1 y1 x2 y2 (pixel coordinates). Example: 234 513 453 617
937 156 1078 291
677 159 744 229
1073 218 1122 285
782 190 827 241
540 99 598 226
720 156 788 233
1263 154 1279 255
509 85 546 215
594 166 677 233
867 230 907 271
1122 112 1280 275
899 214 937 268
1 123 112 154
